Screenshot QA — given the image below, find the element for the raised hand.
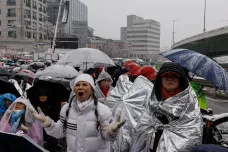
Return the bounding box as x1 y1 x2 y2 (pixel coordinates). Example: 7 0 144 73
31 107 47 123
107 116 126 136
30 107 53 128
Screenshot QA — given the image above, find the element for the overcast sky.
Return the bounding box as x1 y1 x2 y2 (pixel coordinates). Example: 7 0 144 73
82 0 228 48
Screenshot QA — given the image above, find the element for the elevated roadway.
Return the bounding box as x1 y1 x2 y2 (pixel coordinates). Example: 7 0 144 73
172 26 228 58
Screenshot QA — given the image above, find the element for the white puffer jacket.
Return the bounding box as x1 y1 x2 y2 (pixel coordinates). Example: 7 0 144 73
45 97 116 152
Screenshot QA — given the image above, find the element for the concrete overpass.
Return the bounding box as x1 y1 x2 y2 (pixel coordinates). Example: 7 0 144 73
171 26 228 58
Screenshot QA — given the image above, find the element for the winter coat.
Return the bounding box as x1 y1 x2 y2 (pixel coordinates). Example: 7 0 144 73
95 69 113 107
95 85 114 109
95 86 113 101
111 68 127 87
34 99 61 122
190 81 208 110
45 97 116 152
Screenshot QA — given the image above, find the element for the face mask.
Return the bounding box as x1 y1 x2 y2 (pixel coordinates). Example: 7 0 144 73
13 110 22 114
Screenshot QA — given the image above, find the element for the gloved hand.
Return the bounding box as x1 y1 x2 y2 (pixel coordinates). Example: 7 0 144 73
20 124 29 131
107 116 125 137
31 107 53 128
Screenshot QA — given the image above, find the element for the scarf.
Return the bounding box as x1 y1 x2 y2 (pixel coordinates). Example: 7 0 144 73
99 84 109 97
10 110 25 133
161 87 181 100
76 98 92 110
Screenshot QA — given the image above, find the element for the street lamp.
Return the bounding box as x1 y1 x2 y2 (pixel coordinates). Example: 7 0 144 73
172 20 180 45
203 0 207 32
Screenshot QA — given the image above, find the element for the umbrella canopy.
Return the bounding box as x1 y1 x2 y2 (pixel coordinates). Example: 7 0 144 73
16 69 35 79
2 65 12 71
30 62 45 66
160 49 228 91
0 68 12 76
27 79 71 105
35 65 79 79
15 69 35 85
0 79 21 97
12 67 21 73
27 78 70 122
20 64 29 70
5 63 20 67
29 62 45 71
0 131 48 152
57 48 115 68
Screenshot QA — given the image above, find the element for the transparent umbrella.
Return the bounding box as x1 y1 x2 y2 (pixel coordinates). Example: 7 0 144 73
35 65 79 79
57 48 115 69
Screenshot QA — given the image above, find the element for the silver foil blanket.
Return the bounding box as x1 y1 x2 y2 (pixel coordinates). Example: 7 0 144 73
111 76 154 152
106 75 133 111
130 87 203 152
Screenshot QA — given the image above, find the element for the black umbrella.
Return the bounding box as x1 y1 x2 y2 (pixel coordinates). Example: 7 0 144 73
27 79 70 121
29 62 45 71
27 79 71 106
0 78 21 97
34 76 71 91
0 131 48 152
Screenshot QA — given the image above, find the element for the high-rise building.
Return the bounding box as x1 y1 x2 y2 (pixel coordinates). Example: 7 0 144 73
0 0 50 52
47 0 89 48
47 0 61 25
121 15 160 59
127 15 143 28
120 27 127 41
64 0 88 35
0 0 49 39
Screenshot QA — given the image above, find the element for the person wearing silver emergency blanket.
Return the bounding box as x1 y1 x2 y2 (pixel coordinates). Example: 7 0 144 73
131 62 203 152
112 75 154 152
95 69 113 108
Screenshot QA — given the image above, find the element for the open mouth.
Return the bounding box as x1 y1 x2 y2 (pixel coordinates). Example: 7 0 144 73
78 92 84 96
